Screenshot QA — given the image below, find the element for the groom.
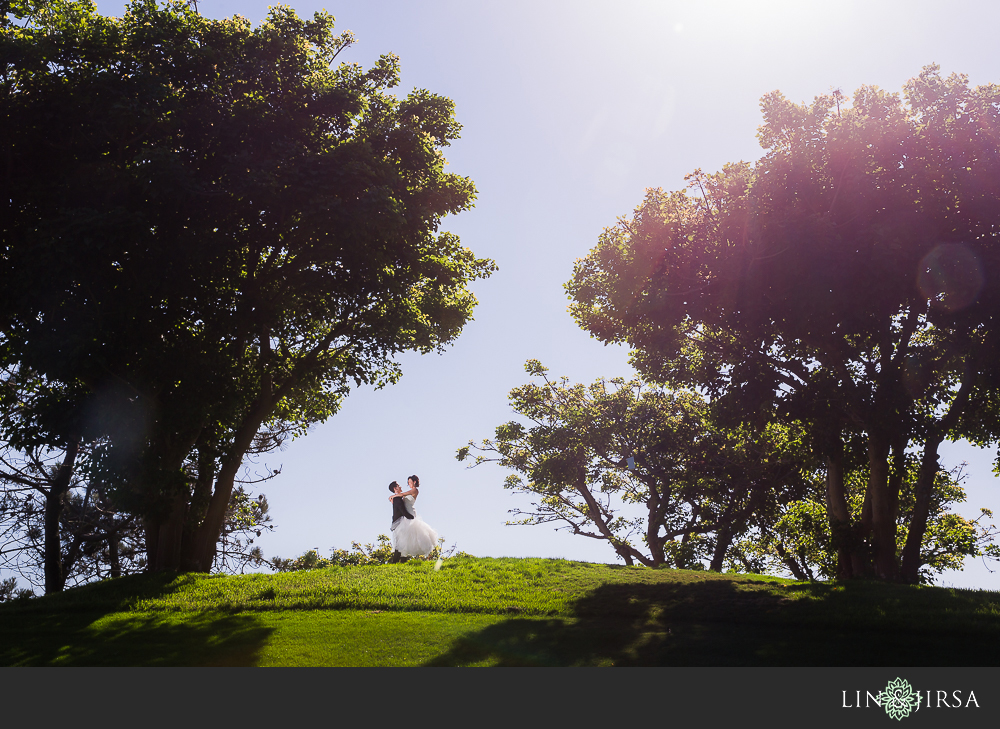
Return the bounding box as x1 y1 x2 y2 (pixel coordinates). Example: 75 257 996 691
388 481 413 564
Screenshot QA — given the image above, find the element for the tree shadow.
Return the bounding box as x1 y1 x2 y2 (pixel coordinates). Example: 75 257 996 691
0 574 274 666
425 578 1000 666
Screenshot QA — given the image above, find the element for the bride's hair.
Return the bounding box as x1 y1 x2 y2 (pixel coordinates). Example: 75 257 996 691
408 475 420 488
388 481 400 492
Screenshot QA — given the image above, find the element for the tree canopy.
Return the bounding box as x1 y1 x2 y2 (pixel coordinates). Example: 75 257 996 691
567 66 1000 582
1 0 494 576
459 360 810 569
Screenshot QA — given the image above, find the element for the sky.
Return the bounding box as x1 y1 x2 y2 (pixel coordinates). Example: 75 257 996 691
43 0 1000 590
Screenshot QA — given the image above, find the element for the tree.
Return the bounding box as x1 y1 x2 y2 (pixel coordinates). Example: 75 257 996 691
458 360 810 568
567 67 1000 582
0 449 149 593
0 441 277 593
1 1 494 573
0 366 94 593
730 462 1000 584
0 576 33 602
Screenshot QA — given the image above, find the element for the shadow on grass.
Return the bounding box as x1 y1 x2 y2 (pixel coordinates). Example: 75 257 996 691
0 574 274 666
426 578 1000 666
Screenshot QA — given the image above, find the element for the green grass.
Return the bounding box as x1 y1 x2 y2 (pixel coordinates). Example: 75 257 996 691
2 556 999 666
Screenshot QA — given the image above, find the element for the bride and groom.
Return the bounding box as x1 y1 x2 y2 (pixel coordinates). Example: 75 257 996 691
387 475 439 563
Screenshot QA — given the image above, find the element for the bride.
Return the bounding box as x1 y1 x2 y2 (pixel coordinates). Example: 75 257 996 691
388 475 439 558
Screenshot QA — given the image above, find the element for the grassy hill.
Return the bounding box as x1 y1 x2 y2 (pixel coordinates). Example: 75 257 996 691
2 556 999 666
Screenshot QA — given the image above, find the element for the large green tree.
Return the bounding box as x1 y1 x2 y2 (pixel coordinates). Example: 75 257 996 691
567 67 1000 582
458 360 809 568
1 0 493 573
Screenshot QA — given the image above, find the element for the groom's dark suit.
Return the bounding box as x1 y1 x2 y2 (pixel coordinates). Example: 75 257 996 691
389 494 414 563
391 495 414 529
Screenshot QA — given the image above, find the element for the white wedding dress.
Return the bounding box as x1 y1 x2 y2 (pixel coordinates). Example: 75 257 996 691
393 495 439 557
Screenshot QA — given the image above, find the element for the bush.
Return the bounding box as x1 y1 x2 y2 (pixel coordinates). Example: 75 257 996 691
269 536 468 572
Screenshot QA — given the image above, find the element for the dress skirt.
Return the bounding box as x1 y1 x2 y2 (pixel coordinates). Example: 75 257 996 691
393 513 439 557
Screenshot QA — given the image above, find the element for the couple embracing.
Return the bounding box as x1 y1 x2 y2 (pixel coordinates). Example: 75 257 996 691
387 475 439 563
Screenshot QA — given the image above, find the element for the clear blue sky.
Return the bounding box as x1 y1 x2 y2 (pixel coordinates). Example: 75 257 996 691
76 0 1000 588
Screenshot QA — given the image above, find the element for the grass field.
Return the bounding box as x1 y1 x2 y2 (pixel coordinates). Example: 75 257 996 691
2 556 999 666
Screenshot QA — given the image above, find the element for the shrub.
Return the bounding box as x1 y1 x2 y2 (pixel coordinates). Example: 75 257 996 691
269 536 468 572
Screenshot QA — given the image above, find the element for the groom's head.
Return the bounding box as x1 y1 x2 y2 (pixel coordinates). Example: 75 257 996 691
389 481 401 493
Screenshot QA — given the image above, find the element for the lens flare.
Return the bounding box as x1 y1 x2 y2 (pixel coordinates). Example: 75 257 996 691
917 243 984 312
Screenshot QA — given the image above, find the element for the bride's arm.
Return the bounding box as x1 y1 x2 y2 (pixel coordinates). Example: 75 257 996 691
389 487 419 499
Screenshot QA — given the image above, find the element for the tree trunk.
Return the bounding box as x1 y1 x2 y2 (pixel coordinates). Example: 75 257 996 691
899 440 942 583
774 543 811 581
149 493 189 572
140 408 267 574
644 481 670 567
573 470 650 567
146 326 351 573
183 398 276 571
109 526 121 579
867 431 898 580
139 424 210 572
824 445 857 578
43 438 80 594
182 324 309 572
710 523 733 572
900 367 973 583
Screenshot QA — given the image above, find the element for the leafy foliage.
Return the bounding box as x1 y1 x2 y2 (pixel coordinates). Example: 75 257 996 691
213 486 274 574
0 443 278 591
0 576 34 602
269 535 461 572
270 537 395 572
459 360 810 569
1 0 493 575
566 66 1000 582
730 463 1000 584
